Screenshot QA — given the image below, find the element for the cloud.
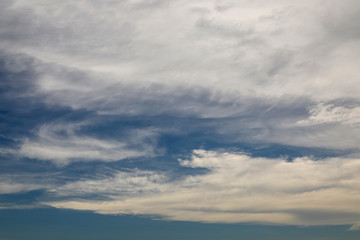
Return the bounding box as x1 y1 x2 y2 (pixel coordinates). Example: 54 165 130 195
51 170 167 197
46 150 360 226
321 0 360 41
2 0 359 101
298 103 360 126
1 0 360 230
0 173 50 194
348 223 360 231
2 49 359 153
19 122 157 166
1 0 359 153
0 182 43 195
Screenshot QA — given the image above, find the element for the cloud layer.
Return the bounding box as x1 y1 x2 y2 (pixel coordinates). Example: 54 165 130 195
1 0 360 230
1 0 360 155
47 150 360 226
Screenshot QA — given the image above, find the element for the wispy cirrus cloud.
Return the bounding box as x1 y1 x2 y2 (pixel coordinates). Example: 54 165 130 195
298 103 360 126
0 181 44 195
18 122 158 166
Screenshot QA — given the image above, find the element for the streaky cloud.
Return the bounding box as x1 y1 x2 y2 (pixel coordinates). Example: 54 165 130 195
46 150 360 226
19 122 158 166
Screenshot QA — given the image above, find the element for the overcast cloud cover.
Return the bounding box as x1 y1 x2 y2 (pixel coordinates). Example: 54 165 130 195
1 0 360 231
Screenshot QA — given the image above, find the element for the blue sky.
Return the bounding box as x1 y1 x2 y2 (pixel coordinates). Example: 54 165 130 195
1 0 360 239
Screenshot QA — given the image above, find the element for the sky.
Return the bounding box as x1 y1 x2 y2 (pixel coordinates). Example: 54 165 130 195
1 0 360 239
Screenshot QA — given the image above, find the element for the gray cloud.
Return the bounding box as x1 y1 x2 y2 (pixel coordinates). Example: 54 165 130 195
321 0 360 41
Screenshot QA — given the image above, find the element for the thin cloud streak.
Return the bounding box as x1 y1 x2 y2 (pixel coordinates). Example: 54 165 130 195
18 122 158 165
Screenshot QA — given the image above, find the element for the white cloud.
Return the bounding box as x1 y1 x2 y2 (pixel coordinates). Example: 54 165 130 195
47 150 360 226
0 174 50 194
348 223 360 231
19 122 156 165
0 182 42 195
2 0 359 102
1 0 360 152
51 169 167 197
298 103 360 126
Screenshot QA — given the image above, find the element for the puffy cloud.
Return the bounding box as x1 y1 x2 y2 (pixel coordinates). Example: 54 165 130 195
47 150 360 226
